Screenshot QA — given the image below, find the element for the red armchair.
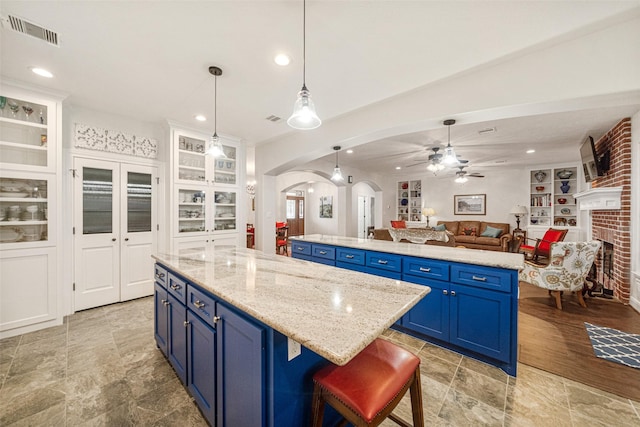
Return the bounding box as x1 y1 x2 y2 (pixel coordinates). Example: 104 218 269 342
519 228 568 262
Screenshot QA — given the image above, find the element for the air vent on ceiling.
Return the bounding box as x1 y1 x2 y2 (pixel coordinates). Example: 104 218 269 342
265 115 282 123
478 127 496 135
2 15 59 46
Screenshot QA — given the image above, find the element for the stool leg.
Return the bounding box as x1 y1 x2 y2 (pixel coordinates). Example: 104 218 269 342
310 382 325 427
409 369 424 427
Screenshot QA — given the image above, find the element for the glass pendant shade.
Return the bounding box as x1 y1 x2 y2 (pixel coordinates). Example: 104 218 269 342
427 162 445 172
331 166 344 182
207 133 227 158
455 175 468 183
287 86 321 130
442 144 458 165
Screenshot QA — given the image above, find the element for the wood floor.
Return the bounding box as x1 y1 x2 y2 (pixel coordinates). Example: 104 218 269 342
518 281 640 401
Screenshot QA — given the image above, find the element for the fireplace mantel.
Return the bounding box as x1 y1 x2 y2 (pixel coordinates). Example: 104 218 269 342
573 187 623 210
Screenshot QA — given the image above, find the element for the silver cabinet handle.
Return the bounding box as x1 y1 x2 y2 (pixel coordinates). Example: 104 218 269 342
296 246 304 251
213 316 221 323
345 254 354 259
419 267 431 272
155 272 165 279
319 250 327 255
183 320 190 327
443 290 448 295
163 300 170 306
451 290 457 296
161 299 167 304
170 283 181 290
472 276 487 282
377 260 388 265
194 300 206 309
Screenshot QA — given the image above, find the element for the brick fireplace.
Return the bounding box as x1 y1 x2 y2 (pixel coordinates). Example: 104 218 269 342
590 118 632 303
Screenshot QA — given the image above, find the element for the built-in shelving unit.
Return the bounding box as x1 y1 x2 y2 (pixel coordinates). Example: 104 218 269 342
397 180 421 221
529 166 579 228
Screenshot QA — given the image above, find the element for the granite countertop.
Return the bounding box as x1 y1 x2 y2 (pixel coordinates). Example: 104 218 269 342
153 247 429 366
290 234 525 270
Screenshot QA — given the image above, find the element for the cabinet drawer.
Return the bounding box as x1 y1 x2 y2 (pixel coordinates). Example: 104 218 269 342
187 285 218 328
312 244 336 261
450 263 514 293
365 251 403 274
167 273 188 304
154 264 168 288
291 241 312 256
336 248 366 265
403 257 449 282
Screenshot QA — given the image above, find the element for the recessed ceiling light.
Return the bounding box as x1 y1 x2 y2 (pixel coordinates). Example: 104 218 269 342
526 149 535 154
274 54 290 66
346 149 353 154
395 166 401 170
30 67 53 78
194 115 207 122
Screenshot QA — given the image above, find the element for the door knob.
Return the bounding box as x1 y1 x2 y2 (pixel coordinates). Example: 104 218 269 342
124 238 129 241
112 238 116 242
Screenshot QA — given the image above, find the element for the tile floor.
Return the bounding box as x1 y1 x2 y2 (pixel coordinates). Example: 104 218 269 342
0 297 639 426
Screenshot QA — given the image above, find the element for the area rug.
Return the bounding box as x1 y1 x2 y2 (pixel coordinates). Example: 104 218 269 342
585 322 640 369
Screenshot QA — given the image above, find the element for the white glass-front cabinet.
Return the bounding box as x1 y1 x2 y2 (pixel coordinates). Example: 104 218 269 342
169 125 243 251
0 85 63 338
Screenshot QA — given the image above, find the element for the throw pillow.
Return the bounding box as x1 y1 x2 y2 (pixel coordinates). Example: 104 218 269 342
461 227 476 236
481 225 503 238
434 224 446 231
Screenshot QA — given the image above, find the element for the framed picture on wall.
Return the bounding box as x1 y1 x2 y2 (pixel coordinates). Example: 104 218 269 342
454 194 486 215
320 196 333 218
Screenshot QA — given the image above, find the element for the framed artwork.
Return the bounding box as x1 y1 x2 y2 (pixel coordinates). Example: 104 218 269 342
454 194 486 215
319 196 333 218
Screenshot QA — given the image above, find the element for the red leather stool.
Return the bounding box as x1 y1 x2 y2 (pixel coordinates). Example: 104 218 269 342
311 338 424 427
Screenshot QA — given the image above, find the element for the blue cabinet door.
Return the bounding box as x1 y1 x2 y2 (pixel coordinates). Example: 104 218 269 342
401 275 449 341
187 310 217 425
449 284 511 362
167 293 187 384
216 304 266 427
154 283 169 356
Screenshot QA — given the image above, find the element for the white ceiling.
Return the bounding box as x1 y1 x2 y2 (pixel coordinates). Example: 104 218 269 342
1 1 639 175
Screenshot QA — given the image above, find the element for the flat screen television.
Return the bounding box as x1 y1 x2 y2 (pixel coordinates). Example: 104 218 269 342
580 135 605 182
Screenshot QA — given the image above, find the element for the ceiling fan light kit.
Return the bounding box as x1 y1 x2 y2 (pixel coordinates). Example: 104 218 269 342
442 119 458 165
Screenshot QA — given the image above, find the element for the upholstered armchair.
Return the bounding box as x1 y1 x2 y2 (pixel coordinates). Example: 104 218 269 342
519 241 601 310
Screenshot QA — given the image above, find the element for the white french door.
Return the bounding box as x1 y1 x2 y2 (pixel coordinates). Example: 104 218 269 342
73 158 157 311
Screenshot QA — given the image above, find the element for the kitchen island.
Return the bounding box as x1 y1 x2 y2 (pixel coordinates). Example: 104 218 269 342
153 246 430 427
291 234 524 378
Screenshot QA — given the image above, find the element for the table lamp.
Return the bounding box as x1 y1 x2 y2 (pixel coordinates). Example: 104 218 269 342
421 207 436 227
509 205 528 230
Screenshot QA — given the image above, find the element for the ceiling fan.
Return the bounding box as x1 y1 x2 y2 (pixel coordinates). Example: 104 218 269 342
454 165 484 183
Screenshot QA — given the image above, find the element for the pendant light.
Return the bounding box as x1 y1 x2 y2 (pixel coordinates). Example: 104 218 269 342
331 146 344 181
207 66 227 158
287 0 321 130
442 119 458 165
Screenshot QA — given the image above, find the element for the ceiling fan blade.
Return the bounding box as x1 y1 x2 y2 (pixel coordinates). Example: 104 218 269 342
406 161 429 168
469 173 485 178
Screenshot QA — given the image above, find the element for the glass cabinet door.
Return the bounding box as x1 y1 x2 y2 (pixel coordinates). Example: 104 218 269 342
213 191 236 232
213 144 236 185
127 171 152 233
177 187 207 235
176 134 207 184
0 176 49 245
0 95 51 170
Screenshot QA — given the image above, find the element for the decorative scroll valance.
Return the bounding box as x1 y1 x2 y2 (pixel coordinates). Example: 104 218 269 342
74 123 158 159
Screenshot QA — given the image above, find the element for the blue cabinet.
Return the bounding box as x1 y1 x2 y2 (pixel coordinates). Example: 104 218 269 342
187 310 217 423
291 243 519 376
167 292 188 384
336 247 366 272
154 283 169 356
292 241 336 265
365 251 403 279
154 264 265 426
216 304 265 427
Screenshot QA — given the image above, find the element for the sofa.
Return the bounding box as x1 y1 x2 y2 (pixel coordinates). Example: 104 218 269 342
372 228 455 247
436 220 512 252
